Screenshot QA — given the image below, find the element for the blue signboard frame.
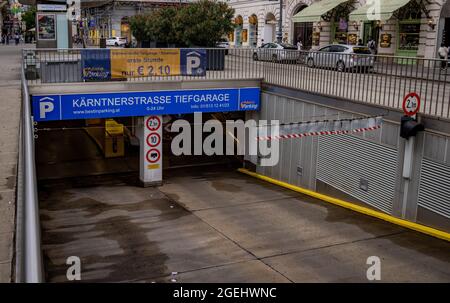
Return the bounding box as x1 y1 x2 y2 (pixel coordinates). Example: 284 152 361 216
32 87 260 122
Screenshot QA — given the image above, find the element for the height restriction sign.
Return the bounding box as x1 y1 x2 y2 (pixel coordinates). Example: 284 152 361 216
146 116 161 131
403 92 421 116
140 115 163 186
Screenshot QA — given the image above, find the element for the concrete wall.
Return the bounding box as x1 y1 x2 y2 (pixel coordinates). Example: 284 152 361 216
246 89 450 232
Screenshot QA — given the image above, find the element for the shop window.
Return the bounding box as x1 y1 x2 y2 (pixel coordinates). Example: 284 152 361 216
398 22 420 51
228 32 234 42
242 29 248 43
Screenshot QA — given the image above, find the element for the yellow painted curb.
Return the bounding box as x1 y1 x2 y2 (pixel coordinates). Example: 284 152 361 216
238 168 450 242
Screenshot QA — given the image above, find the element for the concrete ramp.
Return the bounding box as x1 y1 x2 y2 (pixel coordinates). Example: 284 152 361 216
39 168 450 282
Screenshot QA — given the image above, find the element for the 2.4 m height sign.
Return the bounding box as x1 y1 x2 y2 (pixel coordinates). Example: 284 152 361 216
403 92 421 117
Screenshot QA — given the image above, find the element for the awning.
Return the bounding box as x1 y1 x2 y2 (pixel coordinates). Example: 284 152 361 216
349 0 411 21
292 0 350 23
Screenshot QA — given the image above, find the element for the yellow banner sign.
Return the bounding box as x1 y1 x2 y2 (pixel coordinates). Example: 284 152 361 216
111 49 181 79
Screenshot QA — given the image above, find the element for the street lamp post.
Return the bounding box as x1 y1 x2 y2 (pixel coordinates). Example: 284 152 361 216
277 0 283 43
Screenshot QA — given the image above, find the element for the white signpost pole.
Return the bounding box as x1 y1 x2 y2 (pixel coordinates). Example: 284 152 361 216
140 115 163 187
401 93 420 218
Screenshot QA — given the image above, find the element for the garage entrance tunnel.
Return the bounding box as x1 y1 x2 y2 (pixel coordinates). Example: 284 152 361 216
32 86 261 183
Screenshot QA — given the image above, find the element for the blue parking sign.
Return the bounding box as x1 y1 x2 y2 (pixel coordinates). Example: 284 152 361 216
33 96 61 121
180 49 206 76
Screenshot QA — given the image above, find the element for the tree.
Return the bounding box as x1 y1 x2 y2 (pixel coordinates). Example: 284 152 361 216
130 14 149 46
175 0 235 47
131 7 179 46
22 7 36 31
152 7 178 45
131 0 235 47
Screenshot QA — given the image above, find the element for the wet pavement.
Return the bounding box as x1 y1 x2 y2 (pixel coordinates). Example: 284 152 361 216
39 167 450 283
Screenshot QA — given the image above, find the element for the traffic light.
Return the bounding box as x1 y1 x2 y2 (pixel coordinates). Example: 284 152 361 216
400 116 424 139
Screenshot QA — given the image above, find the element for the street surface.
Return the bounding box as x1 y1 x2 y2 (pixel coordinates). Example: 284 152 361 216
40 167 450 282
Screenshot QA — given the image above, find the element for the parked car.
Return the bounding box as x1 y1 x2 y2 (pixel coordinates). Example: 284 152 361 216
252 42 300 63
216 40 230 49
106 37 127 47
216 39 230 55
306 44 374 72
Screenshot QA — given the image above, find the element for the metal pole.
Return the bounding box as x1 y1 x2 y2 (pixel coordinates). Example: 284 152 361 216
277 0 283 43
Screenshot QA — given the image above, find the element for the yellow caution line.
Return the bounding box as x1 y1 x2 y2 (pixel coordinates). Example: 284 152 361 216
238 168 450 242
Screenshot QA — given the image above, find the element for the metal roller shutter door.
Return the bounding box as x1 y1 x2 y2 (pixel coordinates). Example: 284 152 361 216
317 135 397 214
418 159 450 219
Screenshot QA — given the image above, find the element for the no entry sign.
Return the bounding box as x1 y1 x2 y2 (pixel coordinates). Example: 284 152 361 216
403 93 421 116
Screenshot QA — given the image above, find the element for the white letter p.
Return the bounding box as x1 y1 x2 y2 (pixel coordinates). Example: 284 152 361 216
39 101 54 119
187 57 201 74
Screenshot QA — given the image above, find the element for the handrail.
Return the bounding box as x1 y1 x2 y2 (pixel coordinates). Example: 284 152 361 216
15 62 44 282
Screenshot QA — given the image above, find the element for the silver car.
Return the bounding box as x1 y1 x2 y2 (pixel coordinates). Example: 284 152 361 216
306 44 374 72
253 42 300 63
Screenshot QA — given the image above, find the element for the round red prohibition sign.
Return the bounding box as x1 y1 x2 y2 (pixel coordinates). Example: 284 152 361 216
146 133 161 147
146 116 161 131
146 148 161 163
403 92 421 116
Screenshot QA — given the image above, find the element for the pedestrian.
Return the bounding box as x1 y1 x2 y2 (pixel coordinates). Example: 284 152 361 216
6 34 9 45
367 37 377 55
438 43 449 70
15 33 20 45
357 38 364 46
297 40 303 51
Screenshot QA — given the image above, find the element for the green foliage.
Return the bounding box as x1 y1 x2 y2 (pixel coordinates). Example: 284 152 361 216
130 0 235 47
175 0 235 47
22 7 36 31
130 14 148 44
153 7 178 45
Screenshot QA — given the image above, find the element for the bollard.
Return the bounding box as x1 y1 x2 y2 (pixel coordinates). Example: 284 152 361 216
99 38 106 49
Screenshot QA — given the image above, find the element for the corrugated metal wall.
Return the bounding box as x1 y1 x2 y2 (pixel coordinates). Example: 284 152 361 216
418 159 450 218
249 92 400 197
317 135 398 214
416 133 450 220
247 91 450 231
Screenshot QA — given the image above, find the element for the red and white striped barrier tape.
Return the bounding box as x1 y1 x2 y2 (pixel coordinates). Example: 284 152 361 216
257 125 381 141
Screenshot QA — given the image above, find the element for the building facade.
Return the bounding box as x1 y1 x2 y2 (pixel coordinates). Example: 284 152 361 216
81 0 194 45
227 0 450 59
